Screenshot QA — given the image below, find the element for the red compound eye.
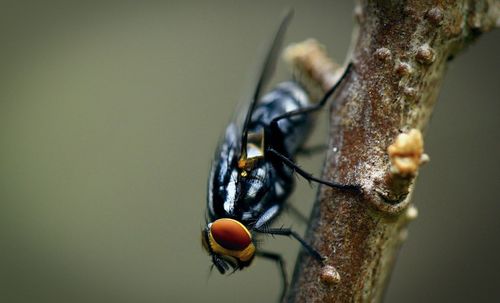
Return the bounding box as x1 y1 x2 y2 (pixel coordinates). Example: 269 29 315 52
211 218 252 251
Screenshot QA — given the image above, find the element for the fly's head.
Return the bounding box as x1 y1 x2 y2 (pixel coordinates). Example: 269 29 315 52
201 218 256 274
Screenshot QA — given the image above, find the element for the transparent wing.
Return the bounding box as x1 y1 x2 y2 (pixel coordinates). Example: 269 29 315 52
237 9 293 158
232 9 294 157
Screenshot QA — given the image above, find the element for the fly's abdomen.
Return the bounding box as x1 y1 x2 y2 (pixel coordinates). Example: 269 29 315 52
249 81 312 156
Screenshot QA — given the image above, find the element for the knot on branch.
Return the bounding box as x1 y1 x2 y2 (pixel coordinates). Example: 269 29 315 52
320 265 341 285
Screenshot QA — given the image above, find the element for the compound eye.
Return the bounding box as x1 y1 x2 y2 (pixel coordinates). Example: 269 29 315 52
210 218 252 251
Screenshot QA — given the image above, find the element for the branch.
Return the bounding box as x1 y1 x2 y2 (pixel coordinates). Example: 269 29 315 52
285 1 499 302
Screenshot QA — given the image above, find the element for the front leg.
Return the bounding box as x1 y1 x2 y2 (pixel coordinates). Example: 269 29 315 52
254 226 324 263
256 250 288 303
266 147 361 192
268 63 353 131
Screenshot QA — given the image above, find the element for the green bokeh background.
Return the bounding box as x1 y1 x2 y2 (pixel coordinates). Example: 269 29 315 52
0 1 499 302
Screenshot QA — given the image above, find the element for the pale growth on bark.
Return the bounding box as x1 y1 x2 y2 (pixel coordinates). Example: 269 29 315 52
387 129 427 177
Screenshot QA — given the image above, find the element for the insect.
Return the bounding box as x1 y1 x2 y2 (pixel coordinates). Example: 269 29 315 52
201 10 359 301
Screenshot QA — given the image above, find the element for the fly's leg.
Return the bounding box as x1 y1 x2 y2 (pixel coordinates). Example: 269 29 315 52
269 62 353 131
267 147 361 192
285 204 309 224
256 251 288 303
295 143 327 156
254 227 324 263
265 63 360 191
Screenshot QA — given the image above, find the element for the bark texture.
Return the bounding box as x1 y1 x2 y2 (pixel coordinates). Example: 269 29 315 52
286 1 499 302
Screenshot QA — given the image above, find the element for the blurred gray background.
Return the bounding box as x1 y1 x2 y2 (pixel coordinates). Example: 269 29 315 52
0 1 498 302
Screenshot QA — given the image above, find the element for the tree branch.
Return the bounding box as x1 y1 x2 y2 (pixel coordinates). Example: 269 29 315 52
285 1 499 302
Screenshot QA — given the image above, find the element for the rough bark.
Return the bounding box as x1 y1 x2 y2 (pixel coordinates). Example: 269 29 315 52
285 1 499 302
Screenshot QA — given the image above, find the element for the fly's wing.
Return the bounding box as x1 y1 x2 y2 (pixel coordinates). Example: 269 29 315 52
239 9 294 157
207 9 294 220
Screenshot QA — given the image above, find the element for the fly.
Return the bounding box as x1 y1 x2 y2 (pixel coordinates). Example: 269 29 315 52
201 9 360 301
